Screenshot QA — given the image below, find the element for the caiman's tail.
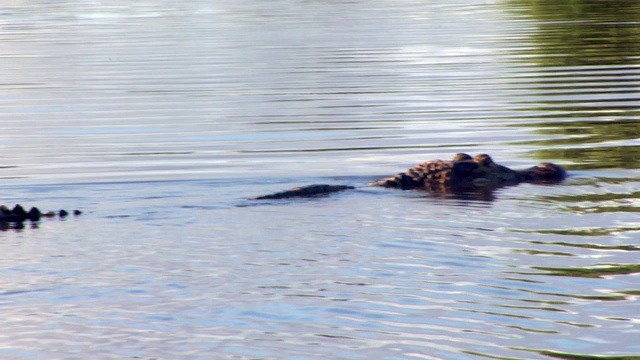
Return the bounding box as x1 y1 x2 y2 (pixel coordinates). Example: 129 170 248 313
1 204 82 223
253 184 354 200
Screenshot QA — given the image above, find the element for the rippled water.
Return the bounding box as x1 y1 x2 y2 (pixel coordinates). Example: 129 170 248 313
1 1 639 359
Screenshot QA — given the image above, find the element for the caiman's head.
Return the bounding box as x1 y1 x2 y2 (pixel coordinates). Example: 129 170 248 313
470 154 520 186
520 162 567 183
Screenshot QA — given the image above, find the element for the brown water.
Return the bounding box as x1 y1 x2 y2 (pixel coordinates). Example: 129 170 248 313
1 1 639 359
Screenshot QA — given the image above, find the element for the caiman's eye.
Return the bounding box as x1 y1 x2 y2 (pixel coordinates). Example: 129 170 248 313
473 154 494 167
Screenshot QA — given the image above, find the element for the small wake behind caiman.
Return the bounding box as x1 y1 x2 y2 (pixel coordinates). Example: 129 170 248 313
253 153 566 200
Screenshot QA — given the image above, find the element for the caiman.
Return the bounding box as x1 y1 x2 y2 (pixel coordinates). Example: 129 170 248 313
254 153 566 200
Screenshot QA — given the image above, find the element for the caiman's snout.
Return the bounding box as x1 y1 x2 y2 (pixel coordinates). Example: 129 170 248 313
520 162 566 182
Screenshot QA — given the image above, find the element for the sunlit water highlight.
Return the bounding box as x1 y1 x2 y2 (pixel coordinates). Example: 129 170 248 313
0 1 639 359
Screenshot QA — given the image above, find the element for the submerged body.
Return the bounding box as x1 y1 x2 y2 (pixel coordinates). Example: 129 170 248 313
254 153 566 200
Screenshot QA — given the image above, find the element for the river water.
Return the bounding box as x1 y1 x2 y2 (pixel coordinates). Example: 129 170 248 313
1 1 639 359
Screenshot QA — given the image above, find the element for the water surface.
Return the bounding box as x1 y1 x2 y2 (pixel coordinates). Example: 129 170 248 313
0 1 639 359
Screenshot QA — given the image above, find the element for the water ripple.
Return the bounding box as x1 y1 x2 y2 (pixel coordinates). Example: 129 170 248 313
1 1 640 359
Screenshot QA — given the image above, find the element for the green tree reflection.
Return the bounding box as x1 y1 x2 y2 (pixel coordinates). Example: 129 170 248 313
504 0 640 169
